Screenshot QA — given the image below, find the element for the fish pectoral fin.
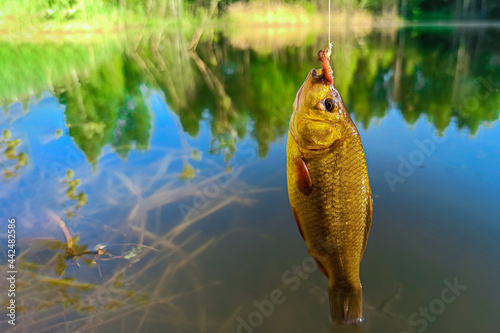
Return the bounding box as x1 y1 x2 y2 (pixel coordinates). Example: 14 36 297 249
294 157 312 195
291 207 305 240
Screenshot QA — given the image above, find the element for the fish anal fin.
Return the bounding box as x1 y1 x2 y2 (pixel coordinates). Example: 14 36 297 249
314 258 329 278
361 191 373 257
295 157 312 195
291 207 305 240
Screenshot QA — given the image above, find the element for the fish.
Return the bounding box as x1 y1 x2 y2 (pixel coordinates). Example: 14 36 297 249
286 46 372 325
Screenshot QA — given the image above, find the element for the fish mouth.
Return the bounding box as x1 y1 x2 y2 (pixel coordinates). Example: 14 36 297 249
310 68 330 84
311 68 322 79
295 69 316 106
301 68 328 92
296 67 334 101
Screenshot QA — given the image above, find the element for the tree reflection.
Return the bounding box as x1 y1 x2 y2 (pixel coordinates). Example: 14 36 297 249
395 28 500 135
4 26 498 168
58 54 151 166
160 26 500 162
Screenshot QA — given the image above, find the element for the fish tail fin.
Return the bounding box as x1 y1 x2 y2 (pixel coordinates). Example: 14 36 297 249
328 283 363 326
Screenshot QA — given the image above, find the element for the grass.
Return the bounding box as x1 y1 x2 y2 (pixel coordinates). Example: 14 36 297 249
0 0 402 37
225 2 401 28
0 38 125 104
226 2 315 26
0 0 202 35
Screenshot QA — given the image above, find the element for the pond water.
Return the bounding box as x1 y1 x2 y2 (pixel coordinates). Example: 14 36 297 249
0 25 499 333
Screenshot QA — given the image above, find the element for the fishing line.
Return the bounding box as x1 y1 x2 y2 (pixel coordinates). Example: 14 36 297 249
328 0 331 47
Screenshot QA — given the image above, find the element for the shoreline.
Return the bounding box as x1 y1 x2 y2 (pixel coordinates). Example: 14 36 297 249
1 17 499 42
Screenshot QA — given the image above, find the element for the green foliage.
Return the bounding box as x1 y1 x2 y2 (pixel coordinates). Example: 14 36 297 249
0 41 123 104
2 26 499 169
227 47 308 157
2 0 499 30
135 30 198 135
111 58 151 159
61 56 123 164
123 247 142 260
60 54 151 165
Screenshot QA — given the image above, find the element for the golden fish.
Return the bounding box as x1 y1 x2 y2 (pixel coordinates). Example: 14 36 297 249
286 49 372 325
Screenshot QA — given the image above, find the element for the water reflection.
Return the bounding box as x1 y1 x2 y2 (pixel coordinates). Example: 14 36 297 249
2 28 498 169
0 25 499 333
59 54 151 165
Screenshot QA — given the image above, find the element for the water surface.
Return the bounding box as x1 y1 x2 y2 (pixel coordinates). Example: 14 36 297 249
0 25 499 333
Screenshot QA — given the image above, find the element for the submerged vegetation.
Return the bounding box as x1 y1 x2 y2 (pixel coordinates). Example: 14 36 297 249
0 147 267 331
0 130 29 179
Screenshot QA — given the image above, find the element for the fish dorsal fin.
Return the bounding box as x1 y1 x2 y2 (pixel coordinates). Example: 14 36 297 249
295 157 312 195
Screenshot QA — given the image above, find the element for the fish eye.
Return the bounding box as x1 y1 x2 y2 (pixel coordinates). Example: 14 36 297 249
324 98 335 112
